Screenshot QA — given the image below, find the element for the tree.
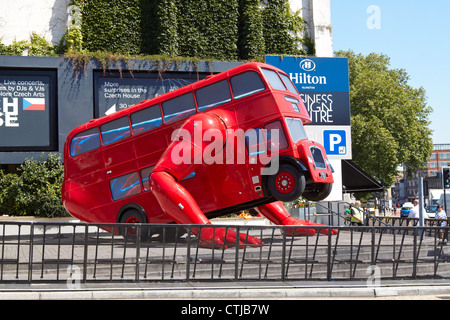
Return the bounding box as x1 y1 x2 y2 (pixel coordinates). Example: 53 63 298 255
336 50 433 187
0 154 68 217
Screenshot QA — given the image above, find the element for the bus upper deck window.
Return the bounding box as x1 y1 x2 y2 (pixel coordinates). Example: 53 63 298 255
70 128 101 157
162 93 196 123
196 80 231 111
100 117 131 146
131 105 163 135
230 71 265 99
261 68 286 91
279 73 299 95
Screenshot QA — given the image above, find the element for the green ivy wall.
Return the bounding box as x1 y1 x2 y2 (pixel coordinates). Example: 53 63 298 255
76 0 312 60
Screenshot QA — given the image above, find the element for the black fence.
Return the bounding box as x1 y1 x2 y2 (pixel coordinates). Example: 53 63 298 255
0 221 448 284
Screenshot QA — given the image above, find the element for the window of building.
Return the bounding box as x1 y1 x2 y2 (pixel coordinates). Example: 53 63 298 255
440 162 450 169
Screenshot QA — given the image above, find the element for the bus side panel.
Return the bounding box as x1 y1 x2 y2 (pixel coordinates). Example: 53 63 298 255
63 175 111 223
275 93 310 122
103 141 136 169
133 127 171 160
111 167 174 224
234 92 278 126
209 163 257 209
64 149 111 223
136 188 178 224
178 163 258 215
65 150 104 180
179 164 217 213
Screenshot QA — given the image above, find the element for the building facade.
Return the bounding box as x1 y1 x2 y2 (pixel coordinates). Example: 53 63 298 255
0 0 333 166
427 144 450 178
392 144 450 206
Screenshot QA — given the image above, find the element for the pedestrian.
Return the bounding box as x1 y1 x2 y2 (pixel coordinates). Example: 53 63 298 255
408 199 422 226
346 200 365 226
435 204 447 245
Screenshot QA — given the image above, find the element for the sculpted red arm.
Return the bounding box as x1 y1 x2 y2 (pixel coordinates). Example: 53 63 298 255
256 201 338 236
149 113 261 247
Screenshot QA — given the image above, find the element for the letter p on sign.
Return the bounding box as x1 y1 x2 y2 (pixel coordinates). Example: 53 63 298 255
324 130 346 155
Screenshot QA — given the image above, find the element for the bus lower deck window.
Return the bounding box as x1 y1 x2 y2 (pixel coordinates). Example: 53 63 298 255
140 166 154 192
110 172 141 201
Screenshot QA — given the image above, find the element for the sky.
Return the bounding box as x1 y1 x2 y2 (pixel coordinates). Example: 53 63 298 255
330 0 450 145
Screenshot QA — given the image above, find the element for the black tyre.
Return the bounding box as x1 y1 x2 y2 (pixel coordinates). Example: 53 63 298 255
148 224 186 243
267 164 305 202
119 209 148 241
302 183 333 202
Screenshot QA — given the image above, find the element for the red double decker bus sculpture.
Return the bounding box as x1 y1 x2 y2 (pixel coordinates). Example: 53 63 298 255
62 62 336 247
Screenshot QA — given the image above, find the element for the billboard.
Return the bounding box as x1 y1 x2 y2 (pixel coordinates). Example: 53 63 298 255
94 71 207 118
265 55 351 160
0 69 57 150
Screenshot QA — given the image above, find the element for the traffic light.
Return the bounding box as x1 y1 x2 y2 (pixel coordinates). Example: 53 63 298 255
443 167 450 189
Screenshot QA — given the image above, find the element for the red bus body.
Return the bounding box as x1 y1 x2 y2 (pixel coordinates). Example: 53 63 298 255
62 62 333 226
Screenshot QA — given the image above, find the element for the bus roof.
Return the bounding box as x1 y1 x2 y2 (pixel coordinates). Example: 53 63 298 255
67 62 295 138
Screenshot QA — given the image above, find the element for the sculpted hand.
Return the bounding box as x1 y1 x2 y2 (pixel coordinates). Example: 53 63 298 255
281 217 338 236
197 226 262 248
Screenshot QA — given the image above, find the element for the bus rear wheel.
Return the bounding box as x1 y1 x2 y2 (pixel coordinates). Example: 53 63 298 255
119 209 148 241
302 183 332 202
268 164 305 202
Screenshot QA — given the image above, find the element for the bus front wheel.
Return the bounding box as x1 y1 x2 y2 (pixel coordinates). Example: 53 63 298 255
302 183 333 202
268 164 305 202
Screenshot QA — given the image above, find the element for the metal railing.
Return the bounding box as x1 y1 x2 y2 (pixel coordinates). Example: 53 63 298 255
0 221 448 283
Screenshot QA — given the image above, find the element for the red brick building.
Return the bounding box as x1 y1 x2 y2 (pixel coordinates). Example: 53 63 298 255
392 144 450 205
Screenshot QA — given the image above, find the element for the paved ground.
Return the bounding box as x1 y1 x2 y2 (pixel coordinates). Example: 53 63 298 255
1 279 449 300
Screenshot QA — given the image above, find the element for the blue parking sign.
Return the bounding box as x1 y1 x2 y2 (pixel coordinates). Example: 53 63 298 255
324 130 347 155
